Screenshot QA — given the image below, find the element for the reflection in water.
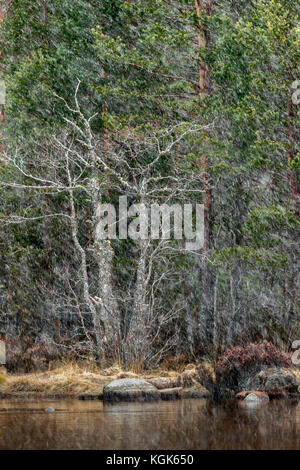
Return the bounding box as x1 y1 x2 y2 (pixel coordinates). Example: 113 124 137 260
0 399 299 450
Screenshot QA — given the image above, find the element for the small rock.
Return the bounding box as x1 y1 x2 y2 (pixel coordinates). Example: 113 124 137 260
237 391 270 409
245 393 261 402
44 407 55 413
236 390 269 401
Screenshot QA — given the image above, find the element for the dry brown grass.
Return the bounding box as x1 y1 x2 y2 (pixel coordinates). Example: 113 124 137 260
0 362 209 398
0 375 6 385
0 363 115 397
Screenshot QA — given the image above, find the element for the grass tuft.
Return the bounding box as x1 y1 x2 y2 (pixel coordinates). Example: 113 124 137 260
0 374 6 385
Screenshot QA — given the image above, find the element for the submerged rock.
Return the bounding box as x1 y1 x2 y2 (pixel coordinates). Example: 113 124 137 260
245 393 259 402
246 392 269 403
103 378 159 402
236 390 269 402
44 407 55 413
236 391 269 409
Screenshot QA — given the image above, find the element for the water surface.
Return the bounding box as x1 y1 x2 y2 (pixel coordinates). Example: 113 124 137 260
0 398 299 450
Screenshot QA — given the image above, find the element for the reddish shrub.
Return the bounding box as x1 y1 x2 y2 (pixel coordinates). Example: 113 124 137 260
215 341 292 391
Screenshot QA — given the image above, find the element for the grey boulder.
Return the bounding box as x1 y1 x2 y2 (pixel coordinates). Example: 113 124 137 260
103 378 159 402
248 368 299 397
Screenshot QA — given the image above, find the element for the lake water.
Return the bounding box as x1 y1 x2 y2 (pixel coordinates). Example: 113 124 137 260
0 398 299 450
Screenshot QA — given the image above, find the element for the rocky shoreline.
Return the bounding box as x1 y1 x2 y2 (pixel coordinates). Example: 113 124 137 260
100 367 300 403
0 360 299 404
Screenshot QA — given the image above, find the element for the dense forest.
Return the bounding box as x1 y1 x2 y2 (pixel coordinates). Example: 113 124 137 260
0 0 299 371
